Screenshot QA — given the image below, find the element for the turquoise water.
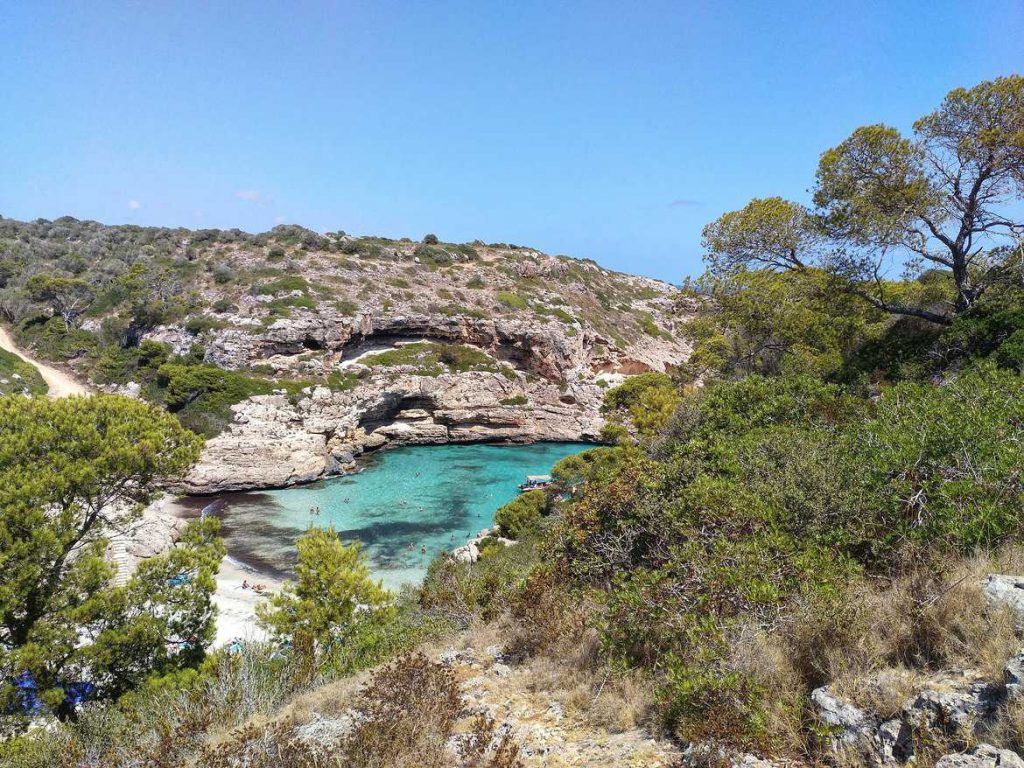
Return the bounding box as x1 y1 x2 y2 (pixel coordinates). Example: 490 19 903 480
197 442 591 588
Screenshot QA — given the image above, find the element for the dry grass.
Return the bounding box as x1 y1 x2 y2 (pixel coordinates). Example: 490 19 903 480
727 625 806 754
832 666 929 719
273 669 370 723
984 696 1024 754
199 652 524 768
692 547 1024 761
783 549 1022 694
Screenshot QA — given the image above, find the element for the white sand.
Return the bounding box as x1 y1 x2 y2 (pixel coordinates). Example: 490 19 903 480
211 556 282 647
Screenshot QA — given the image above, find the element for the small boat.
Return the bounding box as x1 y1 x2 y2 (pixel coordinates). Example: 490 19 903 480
518 474 553 491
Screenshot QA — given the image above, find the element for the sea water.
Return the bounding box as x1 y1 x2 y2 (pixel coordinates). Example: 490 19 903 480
201 442 591 588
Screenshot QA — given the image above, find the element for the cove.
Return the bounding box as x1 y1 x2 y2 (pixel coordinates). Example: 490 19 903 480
193 442 592 588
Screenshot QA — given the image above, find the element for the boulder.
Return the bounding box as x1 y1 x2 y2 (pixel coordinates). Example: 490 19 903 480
983 575 1024 617
935 744 1024 768
810 686 874 743
902 682 1000 736
1005 651 1024 700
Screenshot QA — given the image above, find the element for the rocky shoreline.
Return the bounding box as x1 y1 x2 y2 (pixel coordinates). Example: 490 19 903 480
176 311 688 494
181 369 607 494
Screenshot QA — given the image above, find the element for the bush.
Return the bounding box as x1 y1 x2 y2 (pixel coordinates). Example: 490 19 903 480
16 316 99 362
854 362 1024 557
601 372 682 437
420 537 542 627
494 490 548 539
184 315 226 335
0 348 47 395
359 342 498 377
496 291 528 310
254 275 309 295
422 233 439 245
413 244 451 265
211 263 234 283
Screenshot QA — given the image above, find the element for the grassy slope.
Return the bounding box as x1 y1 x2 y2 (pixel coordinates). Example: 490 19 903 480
0 347 47 395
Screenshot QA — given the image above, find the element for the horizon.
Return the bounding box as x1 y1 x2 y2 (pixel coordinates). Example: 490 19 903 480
3 1 1022 282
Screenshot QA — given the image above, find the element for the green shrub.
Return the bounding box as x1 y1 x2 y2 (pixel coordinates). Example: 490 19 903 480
996 329 1024 370
16 317 99 362
496 291 528 310
601 372 682 437
420 535 542 625
855 362 1024 556
494 490 548 539
412 244 451 265
254 275 309 295
211 263 234 283
360 342 498 376
92 340 169 386
185 315 227 335
0 348 47 395
267 294 316 314
638 313 669 338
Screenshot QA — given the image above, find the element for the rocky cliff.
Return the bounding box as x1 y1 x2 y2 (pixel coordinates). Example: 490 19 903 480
180 310 687 493
0 217 694 493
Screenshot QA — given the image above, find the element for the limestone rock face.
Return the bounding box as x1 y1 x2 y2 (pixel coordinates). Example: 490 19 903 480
176 289 691 493
810 686 874 744
983 574 1024 618
935 744 1024 768
184 394 329 493
200 312 690 380
182 369 608 494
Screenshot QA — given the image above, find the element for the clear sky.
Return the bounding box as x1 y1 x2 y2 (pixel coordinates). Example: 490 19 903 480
3 1 1022 282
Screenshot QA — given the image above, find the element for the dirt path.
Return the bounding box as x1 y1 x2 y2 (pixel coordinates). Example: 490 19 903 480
0 326 90 397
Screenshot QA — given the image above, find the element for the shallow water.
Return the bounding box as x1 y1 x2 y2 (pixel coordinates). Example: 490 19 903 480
192 442 591 588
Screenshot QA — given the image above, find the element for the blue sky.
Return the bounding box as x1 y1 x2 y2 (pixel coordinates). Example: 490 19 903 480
3 1 1022 282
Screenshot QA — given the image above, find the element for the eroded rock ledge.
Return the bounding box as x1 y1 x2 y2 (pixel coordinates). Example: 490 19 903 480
182 369 605 494
179 310 691 495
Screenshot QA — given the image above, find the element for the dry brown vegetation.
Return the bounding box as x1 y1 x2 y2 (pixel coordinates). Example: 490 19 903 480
711 547 1024 761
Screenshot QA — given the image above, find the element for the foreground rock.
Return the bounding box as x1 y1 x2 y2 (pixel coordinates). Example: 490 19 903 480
802 575 1024 766
936 744 1024 768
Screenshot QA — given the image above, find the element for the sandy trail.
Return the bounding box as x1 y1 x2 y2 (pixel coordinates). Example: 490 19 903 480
0 328 276 647
0 326 90 397
0 327 281 647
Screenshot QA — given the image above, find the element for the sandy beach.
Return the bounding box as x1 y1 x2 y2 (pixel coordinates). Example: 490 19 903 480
161 495 283 647
211 555 282 647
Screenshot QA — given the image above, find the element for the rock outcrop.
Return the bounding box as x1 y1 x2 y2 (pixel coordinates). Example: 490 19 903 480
803 576 1024 767
935 744 1024 768
178 276 694 492
183 366 608 494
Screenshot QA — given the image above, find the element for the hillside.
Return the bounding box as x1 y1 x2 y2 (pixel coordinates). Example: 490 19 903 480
0 216 692 491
